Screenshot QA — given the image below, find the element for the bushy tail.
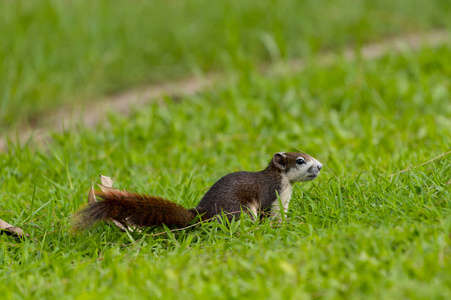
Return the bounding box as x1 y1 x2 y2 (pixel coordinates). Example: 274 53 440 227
73 189 196 230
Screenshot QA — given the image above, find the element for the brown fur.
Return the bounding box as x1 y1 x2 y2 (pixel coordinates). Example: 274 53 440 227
73 189 196 230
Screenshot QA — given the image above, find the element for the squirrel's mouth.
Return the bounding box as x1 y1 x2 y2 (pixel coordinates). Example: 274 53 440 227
300 174 318 182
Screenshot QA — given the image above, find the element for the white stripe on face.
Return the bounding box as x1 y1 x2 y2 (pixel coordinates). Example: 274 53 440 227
286 155 322 183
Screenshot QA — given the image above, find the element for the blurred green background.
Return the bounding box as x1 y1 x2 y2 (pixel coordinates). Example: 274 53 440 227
1 0 450 127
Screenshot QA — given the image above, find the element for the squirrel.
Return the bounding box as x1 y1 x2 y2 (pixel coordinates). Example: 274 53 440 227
73 152 322 230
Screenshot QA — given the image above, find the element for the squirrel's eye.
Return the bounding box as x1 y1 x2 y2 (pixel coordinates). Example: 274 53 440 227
296 158 305 165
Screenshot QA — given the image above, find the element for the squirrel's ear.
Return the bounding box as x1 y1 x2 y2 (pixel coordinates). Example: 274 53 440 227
273 152 287 170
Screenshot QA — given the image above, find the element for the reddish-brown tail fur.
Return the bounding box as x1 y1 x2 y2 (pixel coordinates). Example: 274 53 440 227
73 189 197 230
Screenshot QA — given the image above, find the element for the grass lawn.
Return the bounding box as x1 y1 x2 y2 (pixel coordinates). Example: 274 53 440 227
1 0 451 127
1 38 451 298
2 0 451 298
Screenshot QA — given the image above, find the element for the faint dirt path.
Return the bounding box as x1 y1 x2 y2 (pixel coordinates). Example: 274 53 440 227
1 30 449 152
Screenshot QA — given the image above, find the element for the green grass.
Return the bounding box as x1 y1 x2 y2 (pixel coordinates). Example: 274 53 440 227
1 0 451 127
1 40 451 298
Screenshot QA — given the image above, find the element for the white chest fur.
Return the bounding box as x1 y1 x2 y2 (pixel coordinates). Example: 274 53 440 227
271 174 293 219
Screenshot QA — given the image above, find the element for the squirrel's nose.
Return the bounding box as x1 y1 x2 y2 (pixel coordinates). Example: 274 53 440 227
317 164 322 171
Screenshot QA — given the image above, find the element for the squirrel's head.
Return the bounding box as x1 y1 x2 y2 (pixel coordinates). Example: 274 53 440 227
272 152 322 183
